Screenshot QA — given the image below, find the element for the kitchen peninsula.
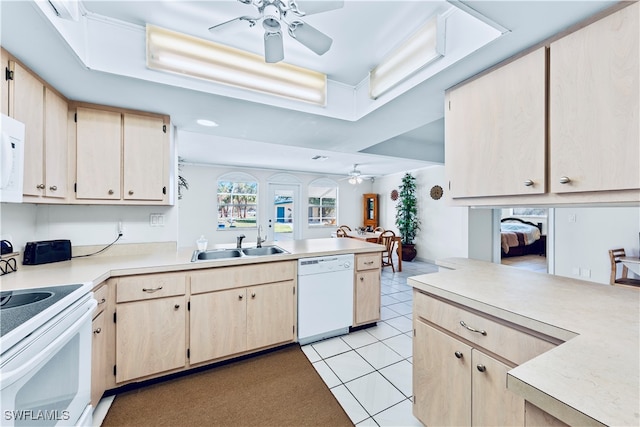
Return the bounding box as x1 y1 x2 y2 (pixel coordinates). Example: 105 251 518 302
409 258 640 427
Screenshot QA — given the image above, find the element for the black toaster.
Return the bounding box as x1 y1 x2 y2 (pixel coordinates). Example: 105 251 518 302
23 240 72 265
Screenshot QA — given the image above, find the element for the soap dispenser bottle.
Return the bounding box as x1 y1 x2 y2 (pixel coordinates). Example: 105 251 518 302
196 235 208 251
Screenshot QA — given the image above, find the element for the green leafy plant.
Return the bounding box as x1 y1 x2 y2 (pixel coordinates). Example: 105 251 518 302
395 172 420 245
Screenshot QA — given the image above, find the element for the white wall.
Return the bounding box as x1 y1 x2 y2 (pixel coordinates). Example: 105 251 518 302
553 206 640 285
1 202 178 253
177 163 369 249
373 165 471 263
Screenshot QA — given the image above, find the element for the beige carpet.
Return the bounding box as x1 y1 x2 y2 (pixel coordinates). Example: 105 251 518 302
102 345 353 427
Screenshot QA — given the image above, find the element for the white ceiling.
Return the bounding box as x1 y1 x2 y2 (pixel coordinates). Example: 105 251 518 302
0 0 618 180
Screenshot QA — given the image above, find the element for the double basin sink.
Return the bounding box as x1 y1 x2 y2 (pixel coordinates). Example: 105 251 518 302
191 245 288 262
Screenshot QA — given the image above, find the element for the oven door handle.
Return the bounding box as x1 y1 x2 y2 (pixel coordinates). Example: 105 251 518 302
0 299 96 387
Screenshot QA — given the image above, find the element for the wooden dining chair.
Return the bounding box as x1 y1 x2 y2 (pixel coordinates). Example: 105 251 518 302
608 248 640 287
379 230 396 272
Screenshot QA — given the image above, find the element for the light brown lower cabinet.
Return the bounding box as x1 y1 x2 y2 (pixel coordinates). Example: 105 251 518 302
353 253 381 326
90 310 107 407
413 291 558 427
115 295 187 383
190 280 295 365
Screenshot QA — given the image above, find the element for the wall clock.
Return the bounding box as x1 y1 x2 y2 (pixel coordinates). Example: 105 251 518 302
390 189 398 201
430 185 443 200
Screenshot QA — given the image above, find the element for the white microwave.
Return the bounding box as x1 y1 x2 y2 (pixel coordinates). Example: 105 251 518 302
0 114 25 203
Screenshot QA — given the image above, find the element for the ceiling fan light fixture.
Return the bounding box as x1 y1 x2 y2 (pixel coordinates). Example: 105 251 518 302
146 24 327 105
349 176 363 185
262 4 281 32
369 14 445 99
288 21 333 56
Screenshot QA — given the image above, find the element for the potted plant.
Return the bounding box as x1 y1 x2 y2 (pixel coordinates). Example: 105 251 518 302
395 172 420 261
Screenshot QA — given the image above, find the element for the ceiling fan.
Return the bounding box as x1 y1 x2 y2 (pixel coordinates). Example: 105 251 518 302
343 164 374 185
208 0 344 63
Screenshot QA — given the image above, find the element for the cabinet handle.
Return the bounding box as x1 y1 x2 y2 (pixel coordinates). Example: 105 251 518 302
93 327 102 334
49 185 57 191
142 286 163 293
360 277 364 281
174 304 180 310
460 321 487 336
364 261 374 265
523 179 534 187
477 364 486 373
559 176 571 184
238 294 244 300
98 298 106 305
36 184 45 189
454 351 463 359
251 292 256 299
108 189 114 195
129 190 134 195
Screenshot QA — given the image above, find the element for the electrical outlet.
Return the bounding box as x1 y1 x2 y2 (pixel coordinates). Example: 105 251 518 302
580 268 591 278
118 221 124 236
149 214 165 227
568 214 576 223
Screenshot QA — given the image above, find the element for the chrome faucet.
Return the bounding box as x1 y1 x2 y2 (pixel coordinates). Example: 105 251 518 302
236 234 246 249
256 225 266 248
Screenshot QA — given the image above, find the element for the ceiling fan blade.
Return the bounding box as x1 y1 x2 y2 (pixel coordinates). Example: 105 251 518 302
209 16 256 35
288 21 333 55
294 1 344 16
264 31 284 63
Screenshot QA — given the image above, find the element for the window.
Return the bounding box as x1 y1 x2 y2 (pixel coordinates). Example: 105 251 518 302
308 179 337 226
512 208 547 217
217 174 258 229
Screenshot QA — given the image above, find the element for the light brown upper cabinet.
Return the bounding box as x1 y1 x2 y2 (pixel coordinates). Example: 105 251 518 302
549 2 639 194
445 2 639 206
74 105 170 204
8 61 45 198
1 48 9 115
40 88 68 199
446 47 546 199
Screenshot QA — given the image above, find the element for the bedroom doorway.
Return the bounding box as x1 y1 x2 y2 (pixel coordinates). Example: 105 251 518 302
498 208 552 273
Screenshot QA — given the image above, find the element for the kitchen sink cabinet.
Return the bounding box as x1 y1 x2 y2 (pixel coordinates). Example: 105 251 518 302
413 291 557 426
115 273 187 383
189 263 296 365
353 253 381 326
445 2 639 206
74 104 170 204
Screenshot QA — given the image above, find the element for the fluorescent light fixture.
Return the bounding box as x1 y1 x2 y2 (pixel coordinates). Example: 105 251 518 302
146 25 327 105
197 119 218 127
369 15 445 99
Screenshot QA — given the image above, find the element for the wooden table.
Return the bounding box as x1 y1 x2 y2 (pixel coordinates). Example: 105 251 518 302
344 231 402 272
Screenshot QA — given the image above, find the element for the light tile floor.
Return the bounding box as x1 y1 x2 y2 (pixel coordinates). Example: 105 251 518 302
301 260 439 426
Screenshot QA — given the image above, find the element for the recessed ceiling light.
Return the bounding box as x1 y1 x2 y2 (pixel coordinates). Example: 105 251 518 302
197 119 218 127
312 155 328 161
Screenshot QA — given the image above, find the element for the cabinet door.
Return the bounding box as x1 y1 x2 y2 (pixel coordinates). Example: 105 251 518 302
116 296 186 383
446 47 546 198
10 61 44 197
247 281 295 350
43 88 68 198
354 270 380 326
91 310 107 407
362 193 378 229
413 321 471 426
190 288 247 364
472 349 524 427
123 113 167 201
76 107 121 200
1 49 8 115
550 3 639 193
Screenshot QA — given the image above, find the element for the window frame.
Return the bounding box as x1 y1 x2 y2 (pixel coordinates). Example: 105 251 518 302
307 178 338 227
217 172 259 231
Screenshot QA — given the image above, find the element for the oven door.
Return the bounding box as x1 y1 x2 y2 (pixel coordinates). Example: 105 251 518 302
1 295 95 426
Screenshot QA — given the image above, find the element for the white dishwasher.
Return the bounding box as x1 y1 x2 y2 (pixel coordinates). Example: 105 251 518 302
297 254 354 345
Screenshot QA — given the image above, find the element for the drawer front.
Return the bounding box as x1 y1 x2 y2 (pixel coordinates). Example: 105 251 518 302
356 253 381 271
117 273 186 303
93 284 109 316
414 290 556 365
191 261 296 294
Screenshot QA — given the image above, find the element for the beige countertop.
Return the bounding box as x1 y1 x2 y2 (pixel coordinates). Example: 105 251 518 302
0 238 384 291
408 257 640 427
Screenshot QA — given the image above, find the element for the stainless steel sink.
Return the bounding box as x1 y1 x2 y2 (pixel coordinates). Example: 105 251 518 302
191 245 287 262
242 246 287 256
191 249 243 262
